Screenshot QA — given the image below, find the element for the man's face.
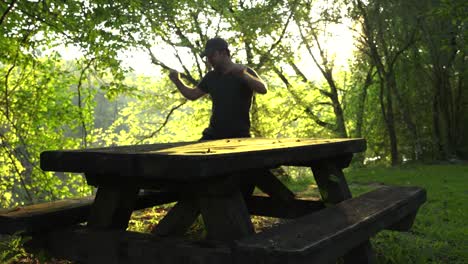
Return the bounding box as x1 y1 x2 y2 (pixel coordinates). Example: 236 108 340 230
206 50 222 67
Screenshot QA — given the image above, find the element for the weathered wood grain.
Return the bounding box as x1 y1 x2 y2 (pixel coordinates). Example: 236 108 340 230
234 186 427 264
40 138 366 184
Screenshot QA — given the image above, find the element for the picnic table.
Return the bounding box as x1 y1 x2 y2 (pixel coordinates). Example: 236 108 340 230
2 138 426 264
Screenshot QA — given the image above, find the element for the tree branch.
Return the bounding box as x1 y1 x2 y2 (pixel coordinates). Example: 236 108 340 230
138 101 187 143
169 44 198 86
0 0 18 25
76 58 95 148
0 131 33 203
288 60 309 83
257 7 295 68
273 67 335 131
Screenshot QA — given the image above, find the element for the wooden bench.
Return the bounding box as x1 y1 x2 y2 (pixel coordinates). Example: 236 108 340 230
0 191 179 235
0 191 324 235
233 186 426 264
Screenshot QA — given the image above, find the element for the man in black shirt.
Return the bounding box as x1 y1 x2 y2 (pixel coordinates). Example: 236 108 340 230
168 37 267 140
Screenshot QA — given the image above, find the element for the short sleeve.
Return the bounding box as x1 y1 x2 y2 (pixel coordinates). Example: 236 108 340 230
198 72 211 93
246 67 259 78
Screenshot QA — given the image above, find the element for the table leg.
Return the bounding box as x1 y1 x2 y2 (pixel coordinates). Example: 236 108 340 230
151 199 200 236
199 190 254 242
310 160 352 204
87 185 139 230
310 158 376 264
249 169 295 202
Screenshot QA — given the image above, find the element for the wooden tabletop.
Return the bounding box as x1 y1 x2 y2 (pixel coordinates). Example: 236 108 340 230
40 138 366 183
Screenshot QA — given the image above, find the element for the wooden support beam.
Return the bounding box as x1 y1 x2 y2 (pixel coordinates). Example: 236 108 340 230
87 185 139 230
250 169 295 202
151 199 199 236
199 191 254 242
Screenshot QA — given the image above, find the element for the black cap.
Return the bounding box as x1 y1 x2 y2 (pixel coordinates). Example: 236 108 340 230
200 37 229 58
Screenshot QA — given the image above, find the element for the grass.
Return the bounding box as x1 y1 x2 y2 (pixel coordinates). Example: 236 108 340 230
1 164 467 263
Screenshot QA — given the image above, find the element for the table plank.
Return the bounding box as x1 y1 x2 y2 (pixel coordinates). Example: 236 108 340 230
40 138 366 184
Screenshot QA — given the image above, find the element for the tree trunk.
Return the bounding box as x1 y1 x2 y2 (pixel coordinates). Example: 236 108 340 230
325 72 348 138
391 73 421 161
355 69 372 139
432 67 455 160
385 72 399 166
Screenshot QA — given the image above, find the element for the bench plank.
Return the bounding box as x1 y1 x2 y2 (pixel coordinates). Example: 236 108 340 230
234 186 426 264
28 227 232 264
0 191 179 235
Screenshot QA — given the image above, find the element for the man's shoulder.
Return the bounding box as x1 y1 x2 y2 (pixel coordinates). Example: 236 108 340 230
198 70 216 92
245 66 258 77
200 70 217 81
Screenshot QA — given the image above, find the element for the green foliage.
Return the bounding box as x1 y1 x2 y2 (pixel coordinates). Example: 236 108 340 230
0 234 30 263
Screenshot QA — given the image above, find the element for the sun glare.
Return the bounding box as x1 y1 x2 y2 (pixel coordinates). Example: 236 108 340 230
54 4 357 83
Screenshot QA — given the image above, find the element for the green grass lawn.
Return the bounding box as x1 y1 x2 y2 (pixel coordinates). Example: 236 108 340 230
286 164 468 264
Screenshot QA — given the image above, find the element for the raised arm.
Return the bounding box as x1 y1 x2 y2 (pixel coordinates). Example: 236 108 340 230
226 64 267 94
169 70 206 101
242 68 267 94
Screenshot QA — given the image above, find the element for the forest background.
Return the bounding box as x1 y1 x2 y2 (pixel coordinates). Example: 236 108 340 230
0 0 466 207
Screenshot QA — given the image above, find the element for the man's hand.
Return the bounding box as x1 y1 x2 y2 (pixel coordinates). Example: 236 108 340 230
226 64 267 94
225 63 247 77
168 69 207 100
169 69 180 83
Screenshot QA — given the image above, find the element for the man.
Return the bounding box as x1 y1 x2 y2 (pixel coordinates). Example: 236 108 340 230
169 37 267 140
166 39 291 232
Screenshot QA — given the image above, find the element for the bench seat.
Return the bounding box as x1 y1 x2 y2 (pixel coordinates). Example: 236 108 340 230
0 191 179 235
234 186 426 264
1 192 325 235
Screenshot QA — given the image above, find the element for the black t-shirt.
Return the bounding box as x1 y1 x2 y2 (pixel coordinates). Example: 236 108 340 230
198 68 257 139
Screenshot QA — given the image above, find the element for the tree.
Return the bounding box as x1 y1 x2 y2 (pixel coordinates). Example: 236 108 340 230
351 0 423 165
